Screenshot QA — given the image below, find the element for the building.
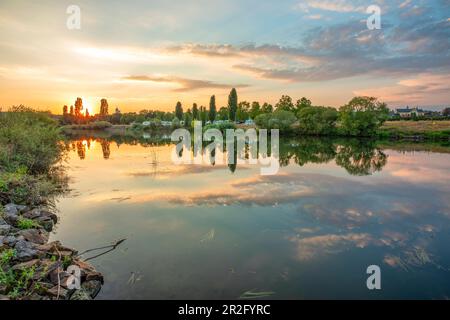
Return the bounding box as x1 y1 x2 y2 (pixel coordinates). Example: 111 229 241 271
395 106 426 118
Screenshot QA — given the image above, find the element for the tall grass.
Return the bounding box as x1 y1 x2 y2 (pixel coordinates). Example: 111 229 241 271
0 106 67 205
0 106 64 174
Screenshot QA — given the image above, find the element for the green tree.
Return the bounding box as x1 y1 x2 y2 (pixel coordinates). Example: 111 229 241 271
339 96 389 136
228 88 238 122
175 101 183 120
183 112 193 127
112 107 122 124
249 101 261 119
254 110 297 131
295 97 312 113
209 95 217 122
236 101 250 121
297 106 338 135
218 107 228 120
100 99 109 116
261 102 273 114
192 103 199 120
443 107 450 117
200 106 208 125
275 95 295 112
74 97 83 117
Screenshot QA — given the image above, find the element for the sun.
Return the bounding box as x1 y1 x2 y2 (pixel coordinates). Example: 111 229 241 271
81 97 96 115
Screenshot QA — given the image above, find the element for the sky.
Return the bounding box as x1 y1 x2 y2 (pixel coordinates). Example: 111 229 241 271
0 0 449 114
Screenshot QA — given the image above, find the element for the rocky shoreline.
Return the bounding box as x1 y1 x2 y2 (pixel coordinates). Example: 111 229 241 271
0 203 103 300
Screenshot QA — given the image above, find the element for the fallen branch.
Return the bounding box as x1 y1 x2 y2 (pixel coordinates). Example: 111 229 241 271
76 239 126 261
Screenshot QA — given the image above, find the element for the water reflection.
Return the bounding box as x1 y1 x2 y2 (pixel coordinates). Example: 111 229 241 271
64 136 389 176
55 135 450 299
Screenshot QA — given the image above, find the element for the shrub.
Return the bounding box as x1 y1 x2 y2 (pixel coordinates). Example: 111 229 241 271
338 97 389 137
17 217 40 230
90 121 112 129
255 110 297 131
297 106 338 135
0 106 64 174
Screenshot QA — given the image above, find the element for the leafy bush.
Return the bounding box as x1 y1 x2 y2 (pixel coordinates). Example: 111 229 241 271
63 121 112 131
17 217 40 230
338 97 389 137
297 106 338 135
0 106 64 174
90 121 112 129
255 110 297 131
0 169 65 206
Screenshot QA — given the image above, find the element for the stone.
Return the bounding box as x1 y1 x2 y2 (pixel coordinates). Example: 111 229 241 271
34 281 54 295
49 269 69 286
70 289 92 300
86 271 104 283
22 293 43 300
4 203 18 215
22 208 42 220
37 241 61 253
15 205 29 213
47 286 70 300
34 217 54 232
82 280 102 298
3 205 19 225
0 217 7 225
23 208 58 224
2 235 18 247
18 229 49 245
40 209 58 224
14 240 41 262
38 260 62 279
12 259 40 271
0 294 10 300
0 224 11 236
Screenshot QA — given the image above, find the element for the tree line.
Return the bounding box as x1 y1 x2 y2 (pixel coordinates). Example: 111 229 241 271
60 88 390 137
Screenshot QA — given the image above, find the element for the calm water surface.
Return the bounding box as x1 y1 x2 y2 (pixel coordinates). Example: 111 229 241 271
50 136 450 299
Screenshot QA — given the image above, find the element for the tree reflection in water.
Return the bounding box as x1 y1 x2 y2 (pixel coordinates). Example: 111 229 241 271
65 136 388 176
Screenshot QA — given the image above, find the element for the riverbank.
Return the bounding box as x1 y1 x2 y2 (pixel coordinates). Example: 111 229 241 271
0 204 103 300
0 108 104 300
60 120 450 141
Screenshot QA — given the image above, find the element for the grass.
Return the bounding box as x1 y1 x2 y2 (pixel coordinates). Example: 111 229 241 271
17 217 41 230
0 107 70 299
0 106 67 206
0 249 16 265
62 121 112 131
380 120 450 140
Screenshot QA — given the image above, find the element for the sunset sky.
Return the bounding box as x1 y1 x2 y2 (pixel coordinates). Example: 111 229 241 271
0 0 449 114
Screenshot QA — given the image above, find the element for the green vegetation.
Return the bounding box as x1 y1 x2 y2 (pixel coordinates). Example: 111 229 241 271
209 95 217 123
0 257 43 299
379 120 450 140
0 106 67 206
56 93 448 140
254 110 297 131
0 249 16 265
62 121 112 131
175 101 183 121
338 96 389 137
0 106 64 174
17 217 41 230
203 122 236 132
297 106 338 135
228 88 238 122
